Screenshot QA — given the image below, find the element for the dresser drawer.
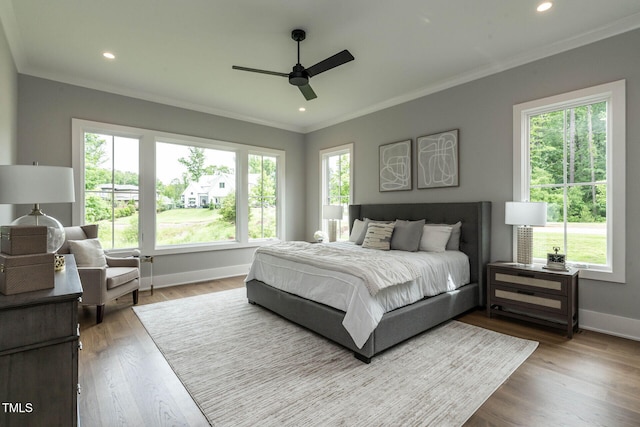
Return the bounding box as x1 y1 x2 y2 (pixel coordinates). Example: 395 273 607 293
491 284 567 315
0 300 78 352
491 268 567 296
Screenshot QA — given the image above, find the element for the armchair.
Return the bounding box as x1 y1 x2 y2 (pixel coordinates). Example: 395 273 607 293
59 225 140 324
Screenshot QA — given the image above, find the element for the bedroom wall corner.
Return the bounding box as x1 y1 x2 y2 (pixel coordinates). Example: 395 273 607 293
0 17 18 224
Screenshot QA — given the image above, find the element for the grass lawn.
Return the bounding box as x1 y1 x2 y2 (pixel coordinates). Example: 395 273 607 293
533 226 606 264
97 207 275 248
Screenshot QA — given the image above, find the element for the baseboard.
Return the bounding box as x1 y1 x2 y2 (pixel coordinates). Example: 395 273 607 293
579 308 640 341
139 264 251 291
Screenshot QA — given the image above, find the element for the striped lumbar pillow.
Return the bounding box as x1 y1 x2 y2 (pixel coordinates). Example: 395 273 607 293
362 222 395 250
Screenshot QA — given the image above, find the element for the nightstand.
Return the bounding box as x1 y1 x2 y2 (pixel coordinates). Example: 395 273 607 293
487 262 579 338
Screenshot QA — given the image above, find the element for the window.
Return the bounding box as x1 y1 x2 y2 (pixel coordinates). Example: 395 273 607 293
155 141 236 246
320 144 353 240
513 80 625 282
248 153 278 240
82 132 139 250
72 119 285 254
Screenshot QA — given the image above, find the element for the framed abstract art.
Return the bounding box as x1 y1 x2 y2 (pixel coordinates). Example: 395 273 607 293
379 139 412 191
416 129 459 189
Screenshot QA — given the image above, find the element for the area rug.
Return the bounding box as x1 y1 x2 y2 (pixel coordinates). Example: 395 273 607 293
134 288 537 426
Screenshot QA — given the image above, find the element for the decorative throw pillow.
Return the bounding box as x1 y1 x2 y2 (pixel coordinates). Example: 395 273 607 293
362 222 396 250
67 239 107 267
355 218 393 245
419 225 453 252
390 219 425 251
425 221 462 250
349 219 366 242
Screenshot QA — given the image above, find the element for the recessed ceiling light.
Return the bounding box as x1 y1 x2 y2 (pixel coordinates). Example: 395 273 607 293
299 107 306 112
103 52 115 59
537 2 552 12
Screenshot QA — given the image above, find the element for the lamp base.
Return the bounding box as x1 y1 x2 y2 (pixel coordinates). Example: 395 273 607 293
516 225 533 265
12 205 66 253
328 220 337 242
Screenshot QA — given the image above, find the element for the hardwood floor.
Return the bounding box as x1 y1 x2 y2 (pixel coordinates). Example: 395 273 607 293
78 277 640 426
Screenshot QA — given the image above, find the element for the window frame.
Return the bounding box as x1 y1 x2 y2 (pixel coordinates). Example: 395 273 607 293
72 118 285 255
319 143 353 240
513 80 625 283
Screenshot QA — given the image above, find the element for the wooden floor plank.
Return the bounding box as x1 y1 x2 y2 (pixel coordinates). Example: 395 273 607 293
78 277 640 426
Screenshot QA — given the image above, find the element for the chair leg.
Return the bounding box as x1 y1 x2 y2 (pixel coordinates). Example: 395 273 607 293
133 289 139 305
96 305 105 324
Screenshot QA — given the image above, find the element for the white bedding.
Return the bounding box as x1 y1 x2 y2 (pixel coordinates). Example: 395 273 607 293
245 241 470 349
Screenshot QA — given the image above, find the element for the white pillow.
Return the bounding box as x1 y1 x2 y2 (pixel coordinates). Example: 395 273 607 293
67 239 107 267
349 219 366 242
419 225 453 252
362 222 395 251
425 221 462 251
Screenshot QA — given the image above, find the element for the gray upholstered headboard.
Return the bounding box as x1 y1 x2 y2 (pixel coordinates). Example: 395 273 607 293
349 202 491 306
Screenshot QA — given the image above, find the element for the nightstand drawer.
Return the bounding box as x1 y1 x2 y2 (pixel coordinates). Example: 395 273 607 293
491 269 567 295
491 285 567 315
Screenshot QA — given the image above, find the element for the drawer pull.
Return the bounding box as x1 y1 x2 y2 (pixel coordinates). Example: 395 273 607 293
517 272 535 278
517 289 535 296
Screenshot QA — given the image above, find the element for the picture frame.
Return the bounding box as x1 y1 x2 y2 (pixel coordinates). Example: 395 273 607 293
416 129 459 189
379 139 412 192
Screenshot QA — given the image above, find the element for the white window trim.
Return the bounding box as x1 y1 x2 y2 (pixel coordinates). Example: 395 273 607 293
72 118 285 255
513 80 625 283
319 143 354 235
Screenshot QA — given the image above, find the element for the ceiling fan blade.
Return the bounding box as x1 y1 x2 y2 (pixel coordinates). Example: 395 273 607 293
298 84 317 101
306 50 354 77
232 65 288 77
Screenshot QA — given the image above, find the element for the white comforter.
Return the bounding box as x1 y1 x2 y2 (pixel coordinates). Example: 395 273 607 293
245 241 470 349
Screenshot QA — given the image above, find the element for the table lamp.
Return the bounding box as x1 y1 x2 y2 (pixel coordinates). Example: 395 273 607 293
322 205 344 242
0 164 75 253
505 201 547 265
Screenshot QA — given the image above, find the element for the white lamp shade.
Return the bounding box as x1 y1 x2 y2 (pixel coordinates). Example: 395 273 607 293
322 205 344 220
505 201 547 226
0 165 75 204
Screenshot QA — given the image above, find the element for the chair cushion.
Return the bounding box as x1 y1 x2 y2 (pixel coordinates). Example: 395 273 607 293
106 267 139 290
68 239 107 267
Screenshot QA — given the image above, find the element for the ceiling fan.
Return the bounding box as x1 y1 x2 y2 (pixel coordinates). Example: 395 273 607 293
232 29 354 101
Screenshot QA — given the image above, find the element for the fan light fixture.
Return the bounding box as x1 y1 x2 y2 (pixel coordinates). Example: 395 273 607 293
232 29 354 101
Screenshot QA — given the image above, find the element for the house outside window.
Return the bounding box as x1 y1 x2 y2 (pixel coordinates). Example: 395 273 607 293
320 144 353 240
513 80 625 282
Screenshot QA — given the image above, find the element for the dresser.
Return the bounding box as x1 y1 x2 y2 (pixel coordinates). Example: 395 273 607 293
487 262 579 337
0 255 82 427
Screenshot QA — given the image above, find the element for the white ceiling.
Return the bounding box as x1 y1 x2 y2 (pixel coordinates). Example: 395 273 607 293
2 0 640 133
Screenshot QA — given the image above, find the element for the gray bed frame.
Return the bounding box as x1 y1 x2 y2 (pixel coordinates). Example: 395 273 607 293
246 202 491 363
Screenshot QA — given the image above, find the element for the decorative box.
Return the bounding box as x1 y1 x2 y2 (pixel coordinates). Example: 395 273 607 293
1 225 48 255
0 252 54 295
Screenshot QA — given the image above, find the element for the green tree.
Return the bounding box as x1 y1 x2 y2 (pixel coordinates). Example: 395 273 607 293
178 147 206 183
84 133 110 191
219 193 236 223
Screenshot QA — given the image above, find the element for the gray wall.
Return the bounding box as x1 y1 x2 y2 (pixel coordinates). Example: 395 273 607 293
17 75 306 279
305 29 640 323
0 19 17 224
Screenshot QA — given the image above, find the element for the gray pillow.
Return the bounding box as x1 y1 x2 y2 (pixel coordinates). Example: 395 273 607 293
390 219 425 251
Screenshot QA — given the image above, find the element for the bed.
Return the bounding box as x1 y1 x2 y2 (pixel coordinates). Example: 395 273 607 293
245 202 491 363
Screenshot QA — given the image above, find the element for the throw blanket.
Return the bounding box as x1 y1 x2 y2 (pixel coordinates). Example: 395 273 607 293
254 242 422 296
